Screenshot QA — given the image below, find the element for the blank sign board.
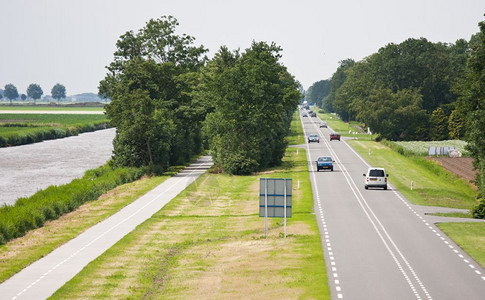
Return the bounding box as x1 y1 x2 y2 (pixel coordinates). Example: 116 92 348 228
259 178 292 218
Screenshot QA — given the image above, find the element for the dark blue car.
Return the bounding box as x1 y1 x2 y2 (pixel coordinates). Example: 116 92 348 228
316 156 334 172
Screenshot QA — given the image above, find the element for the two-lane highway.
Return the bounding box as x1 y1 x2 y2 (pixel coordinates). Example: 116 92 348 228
301 113 485 299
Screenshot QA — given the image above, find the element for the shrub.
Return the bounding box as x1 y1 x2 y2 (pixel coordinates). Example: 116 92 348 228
472 198 485 219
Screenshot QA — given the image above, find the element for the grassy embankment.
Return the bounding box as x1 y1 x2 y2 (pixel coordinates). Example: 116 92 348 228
50 112 328 299
316 111 485 268
0 112 108 147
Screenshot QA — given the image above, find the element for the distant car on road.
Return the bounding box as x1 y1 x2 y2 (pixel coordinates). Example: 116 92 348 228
316 156 334 171
320 121 327 128
330 132 341 141
302 113 308 117
308 134 320 143
310 112 317 117
363 167 389 190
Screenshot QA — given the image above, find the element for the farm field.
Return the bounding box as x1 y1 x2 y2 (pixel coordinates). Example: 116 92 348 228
0 106 104 111
0 113 109 147
395 140 469 156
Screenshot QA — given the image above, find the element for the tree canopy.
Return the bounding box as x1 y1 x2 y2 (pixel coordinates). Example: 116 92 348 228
4 84 19 105
101 16 208 169
27 83 43 104
455 16 485 199
199 42 300 174
51 83 66 104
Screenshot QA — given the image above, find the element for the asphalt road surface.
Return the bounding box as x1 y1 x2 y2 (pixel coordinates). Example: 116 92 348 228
0 156 212 300
301 114 485 300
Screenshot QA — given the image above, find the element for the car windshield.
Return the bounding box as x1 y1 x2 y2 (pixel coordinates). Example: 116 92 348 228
309 134 317 138
318 157 332 162
369 169 385 177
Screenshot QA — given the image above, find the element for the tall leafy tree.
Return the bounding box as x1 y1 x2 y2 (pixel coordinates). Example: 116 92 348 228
326 59 355 117
456 15 485 199
4 84 19 105
27 83 43 104
101 16 208 168
51 83 66 104
201 42 300 174
429 107 449 140
307 79 331 108
448 109 465 139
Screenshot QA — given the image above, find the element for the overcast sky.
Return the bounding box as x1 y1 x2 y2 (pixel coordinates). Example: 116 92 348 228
1 0 484 96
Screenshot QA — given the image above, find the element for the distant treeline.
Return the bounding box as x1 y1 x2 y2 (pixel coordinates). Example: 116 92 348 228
307 16 485 207
307 37 472 141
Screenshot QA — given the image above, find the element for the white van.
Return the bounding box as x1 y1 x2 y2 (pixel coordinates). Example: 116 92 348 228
363 168 389 190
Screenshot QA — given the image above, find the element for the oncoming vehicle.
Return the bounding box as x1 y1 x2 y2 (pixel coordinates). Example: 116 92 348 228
330 132 341 141
311 112 317 117
308 134 320 143
316 156 334 171
320 121 327 128
363 168 389 190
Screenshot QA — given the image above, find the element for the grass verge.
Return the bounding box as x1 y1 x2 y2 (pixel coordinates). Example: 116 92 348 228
0 175 169 283
437 223 485 268
50 146 329 299
348 139 477 209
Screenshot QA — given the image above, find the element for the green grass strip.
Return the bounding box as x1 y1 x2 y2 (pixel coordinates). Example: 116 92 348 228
51 117 329 299
437 223 485 268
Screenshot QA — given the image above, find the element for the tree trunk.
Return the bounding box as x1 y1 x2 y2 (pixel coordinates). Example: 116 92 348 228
146 139 153 165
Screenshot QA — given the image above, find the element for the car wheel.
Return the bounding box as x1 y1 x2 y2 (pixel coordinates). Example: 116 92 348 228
365 185 368 190
384 185 387 190
331 168 333 171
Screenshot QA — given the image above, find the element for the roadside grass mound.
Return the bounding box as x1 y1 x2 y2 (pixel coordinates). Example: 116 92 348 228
51 147 329 299
0 176 168 283
437 223 485 268
349 140 477 209
0 113 109 147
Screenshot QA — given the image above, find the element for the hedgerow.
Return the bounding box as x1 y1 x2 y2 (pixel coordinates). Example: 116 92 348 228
0 165 145 245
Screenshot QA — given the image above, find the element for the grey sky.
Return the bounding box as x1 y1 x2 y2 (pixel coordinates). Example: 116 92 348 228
1 0 484 95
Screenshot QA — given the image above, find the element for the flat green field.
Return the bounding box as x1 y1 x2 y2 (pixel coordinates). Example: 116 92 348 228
0 113 109 146
0 106 104 111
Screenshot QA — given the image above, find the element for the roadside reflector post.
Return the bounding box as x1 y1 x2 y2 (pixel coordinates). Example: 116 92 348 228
411 181 414 190
298 179 300 189
297 149 299 155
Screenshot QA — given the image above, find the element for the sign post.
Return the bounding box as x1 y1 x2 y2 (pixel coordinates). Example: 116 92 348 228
259 178 292 238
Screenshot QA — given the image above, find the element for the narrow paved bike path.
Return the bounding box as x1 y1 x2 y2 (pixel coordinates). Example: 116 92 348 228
0 156 213 300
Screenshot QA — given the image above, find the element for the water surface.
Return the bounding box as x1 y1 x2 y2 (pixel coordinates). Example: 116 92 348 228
0 128 115 206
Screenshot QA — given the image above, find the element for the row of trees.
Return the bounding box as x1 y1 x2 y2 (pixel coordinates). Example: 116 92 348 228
1 83 66 105
307 15 485 203
101 16 300 174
